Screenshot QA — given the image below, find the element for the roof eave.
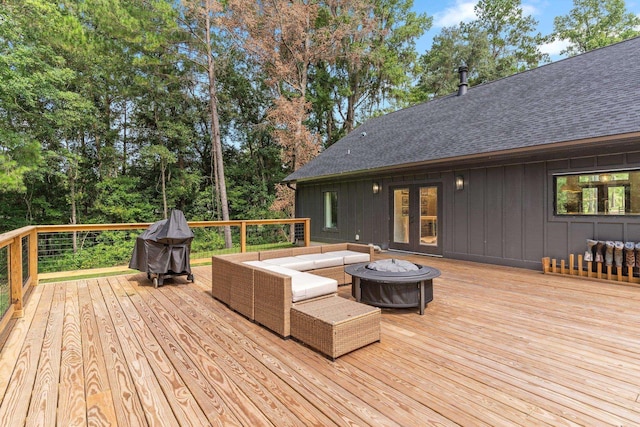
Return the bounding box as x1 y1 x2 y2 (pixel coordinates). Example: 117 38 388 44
285 131 640 184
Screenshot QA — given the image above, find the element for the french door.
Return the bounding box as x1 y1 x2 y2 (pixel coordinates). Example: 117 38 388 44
389 184 442 255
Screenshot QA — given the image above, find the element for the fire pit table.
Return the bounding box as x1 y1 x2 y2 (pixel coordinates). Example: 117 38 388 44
345 259 440 315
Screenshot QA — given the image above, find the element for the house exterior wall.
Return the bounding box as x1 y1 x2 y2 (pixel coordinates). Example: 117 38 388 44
295 148 640 270
544 152 640 264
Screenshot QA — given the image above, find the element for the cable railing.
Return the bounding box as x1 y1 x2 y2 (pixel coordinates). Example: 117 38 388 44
0 218 310 337
0 226 37 335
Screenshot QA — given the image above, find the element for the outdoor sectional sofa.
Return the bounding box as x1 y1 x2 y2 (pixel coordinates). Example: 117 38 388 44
211 243 375 338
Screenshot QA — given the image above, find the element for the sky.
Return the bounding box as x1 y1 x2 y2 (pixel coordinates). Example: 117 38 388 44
412 0 640 61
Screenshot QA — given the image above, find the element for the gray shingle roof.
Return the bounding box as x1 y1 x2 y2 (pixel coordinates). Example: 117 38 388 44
285 37 640 182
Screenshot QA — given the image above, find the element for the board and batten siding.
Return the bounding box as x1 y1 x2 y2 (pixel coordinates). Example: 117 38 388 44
296 179 386 245
295 150 640 270
445 163 546 269
544 152 640 262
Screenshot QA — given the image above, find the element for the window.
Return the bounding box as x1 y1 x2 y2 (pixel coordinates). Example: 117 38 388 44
555 170 640 215
324 191 338 229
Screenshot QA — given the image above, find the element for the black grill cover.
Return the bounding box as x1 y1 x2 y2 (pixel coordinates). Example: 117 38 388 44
129 209 194 275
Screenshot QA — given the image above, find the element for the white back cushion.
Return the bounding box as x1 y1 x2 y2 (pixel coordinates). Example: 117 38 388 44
243 261 301 277
296 253 344 269
262 256 315 271
324 250 370 264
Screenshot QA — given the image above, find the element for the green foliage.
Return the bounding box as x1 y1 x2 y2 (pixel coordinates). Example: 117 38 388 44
93 177 157 223
0 153 32 193
310 0 431 147
190 228 228 254
411 26 487 101
553 0 640 56
245 224 292 246
38 230 140 273
413 0 548 102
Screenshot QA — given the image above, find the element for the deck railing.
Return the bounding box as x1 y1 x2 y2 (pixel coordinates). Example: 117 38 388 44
0 226 38 334
0 218 310 337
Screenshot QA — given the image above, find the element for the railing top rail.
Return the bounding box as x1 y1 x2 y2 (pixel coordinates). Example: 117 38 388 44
36 223 153 233
0 217 310 249
35 218 309 233
187 218 308 227
0 226 37 250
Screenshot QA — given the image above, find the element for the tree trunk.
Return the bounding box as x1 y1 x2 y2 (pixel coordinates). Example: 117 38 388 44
70 169 77 253
211 126 221 220
205 3 232 248
68 138 78 253
122 101 128 175
345 70 359 134
161 161 168 219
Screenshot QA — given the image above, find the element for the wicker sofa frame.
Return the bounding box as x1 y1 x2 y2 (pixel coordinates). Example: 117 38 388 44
211 243 374 337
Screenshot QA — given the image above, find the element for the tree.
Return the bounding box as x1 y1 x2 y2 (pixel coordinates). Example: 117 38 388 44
311 0 431 146
141 145 178 219
215 52 287 219
180 0 234 247
553 0 640 56
470 0 547 80
0 0 91 194
93 176 156 223
413 0 548 101
225 0 391 217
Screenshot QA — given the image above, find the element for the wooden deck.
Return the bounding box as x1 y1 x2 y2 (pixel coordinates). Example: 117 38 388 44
1 253 639 426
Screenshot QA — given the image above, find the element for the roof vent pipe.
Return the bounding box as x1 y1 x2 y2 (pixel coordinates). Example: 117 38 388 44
458 63 468 96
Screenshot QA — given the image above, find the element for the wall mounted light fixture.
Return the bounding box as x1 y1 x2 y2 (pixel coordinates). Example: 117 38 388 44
372 182 381 194
599 173 611 182
455 175 464 191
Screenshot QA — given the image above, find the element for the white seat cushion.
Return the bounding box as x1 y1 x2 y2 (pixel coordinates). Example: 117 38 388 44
243 261 301 277
296 253 344 269
290 273 337 302
243 261 336 302
262 256 315 271
324 250 370 265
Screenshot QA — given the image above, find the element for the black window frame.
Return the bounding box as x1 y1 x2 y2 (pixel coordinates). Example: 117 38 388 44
554 169 640 216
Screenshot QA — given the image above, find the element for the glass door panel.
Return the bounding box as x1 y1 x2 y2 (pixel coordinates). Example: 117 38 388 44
390 184 441 255
419 187 437 246
393 188 410 243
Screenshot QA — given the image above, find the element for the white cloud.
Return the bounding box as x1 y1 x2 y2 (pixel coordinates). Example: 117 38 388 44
522 4 539 17
433 1 477 28
433 1 541 29
539 38 571 58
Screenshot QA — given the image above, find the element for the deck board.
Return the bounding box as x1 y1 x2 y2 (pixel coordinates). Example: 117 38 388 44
87 279 148 426
57 282 86 427
78 280 117 427
0 283 43 403
0 281 54 427
110 276 212 427
116 277 243 427
1 254 640 426
167 282 373 426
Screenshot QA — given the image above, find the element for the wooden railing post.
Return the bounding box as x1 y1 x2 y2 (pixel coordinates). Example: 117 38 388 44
304 218 310 247
240 221 247 253
10 236 23 318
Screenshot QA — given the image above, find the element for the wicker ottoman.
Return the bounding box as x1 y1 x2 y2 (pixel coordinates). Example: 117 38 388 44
291 295 381 360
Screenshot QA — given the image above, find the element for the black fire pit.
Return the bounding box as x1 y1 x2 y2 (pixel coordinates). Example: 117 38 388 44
345 259 440 315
